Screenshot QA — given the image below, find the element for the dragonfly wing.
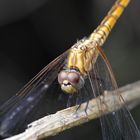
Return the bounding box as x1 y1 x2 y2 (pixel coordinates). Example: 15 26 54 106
0 51 68 137
87 46 140 140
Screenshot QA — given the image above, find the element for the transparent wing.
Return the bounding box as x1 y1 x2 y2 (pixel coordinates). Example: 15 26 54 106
0 51 68 137
86 46 140 140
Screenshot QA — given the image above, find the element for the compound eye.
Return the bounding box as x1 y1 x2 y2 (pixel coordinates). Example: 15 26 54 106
58 71 68 84
67 72 80 84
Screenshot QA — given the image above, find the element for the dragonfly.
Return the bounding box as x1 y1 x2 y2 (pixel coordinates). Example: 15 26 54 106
0 0 140 139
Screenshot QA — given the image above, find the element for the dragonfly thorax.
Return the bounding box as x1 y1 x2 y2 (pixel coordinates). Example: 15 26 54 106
58 69 85 93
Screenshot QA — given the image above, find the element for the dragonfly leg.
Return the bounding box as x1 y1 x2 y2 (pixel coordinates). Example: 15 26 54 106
76 104 81 112
76 90 89 119
84 100 89 117
75 91 83 111
67 94 74 107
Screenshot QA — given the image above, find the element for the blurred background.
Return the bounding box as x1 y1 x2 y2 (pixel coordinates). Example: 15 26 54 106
0 0 139 139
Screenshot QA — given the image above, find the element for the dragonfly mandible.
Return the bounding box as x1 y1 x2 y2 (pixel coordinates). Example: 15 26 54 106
0 0 140 139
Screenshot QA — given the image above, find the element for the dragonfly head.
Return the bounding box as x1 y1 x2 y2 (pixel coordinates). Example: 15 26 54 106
58 69 85 93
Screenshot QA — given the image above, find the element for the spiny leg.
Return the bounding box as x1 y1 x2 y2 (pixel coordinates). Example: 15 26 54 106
75 86 90 116
75 90 83 111
67 94 75 107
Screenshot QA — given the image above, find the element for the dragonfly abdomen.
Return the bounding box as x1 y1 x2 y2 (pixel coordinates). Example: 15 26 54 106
89 0 130 46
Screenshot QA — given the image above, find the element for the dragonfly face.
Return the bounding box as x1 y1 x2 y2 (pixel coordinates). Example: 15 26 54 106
58 69 85 93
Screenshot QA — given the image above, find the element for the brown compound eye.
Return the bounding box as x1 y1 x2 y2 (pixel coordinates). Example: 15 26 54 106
67 72 80 84
58 71 68 84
